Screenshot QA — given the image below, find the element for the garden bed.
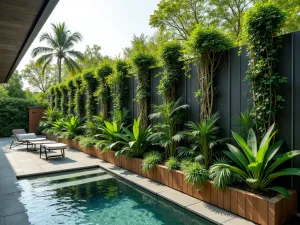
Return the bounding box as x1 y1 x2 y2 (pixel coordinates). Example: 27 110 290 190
48 135 297 225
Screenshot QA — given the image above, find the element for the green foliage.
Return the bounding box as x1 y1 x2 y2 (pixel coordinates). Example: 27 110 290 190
53 84 61 111
59 83 68 115
32 22 83 82
149 98 188 158
61 116 83 139
80 136 97 148
39 108 62 134
179 112 224 168
48 86 55 108
243 3 287 137
165 157 180 170
66 79 75 116
82 112 105 136
116 117 152 158
185 25 232 120
82 70 97 121
142 151 162 172
108 59 129 111
211 124 300 198
158 41 183 102
74 75 82 116
112 108 129 126
183 162 209 186
94 62 112 119
132 52 156 129
0 98 37 136
180 158 193 170
5 71 26 98
232 111 255 140
95 121 124 152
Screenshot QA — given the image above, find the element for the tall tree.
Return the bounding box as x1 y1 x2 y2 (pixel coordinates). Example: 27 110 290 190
21 61 55 93
150 0 206 40
5 71 26 98
79 44 103 69
32 22 84 83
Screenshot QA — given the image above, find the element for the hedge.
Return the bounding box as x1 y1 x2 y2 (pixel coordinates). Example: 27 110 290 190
0 98 36 137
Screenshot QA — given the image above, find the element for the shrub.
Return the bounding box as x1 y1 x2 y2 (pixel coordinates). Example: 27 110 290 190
165 157 180 170
80 136 97 148
61 116 83 139
82 70 97 121
183 162 209 186
0 98 37 136
142 151 162 172
211 124 300 198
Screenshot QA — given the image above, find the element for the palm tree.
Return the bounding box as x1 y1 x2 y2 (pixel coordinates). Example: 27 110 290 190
32 22 83 83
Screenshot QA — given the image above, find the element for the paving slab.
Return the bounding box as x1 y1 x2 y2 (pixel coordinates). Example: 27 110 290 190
157 189 200 207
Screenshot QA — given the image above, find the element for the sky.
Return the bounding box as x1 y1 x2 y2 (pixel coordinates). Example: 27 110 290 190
17 0 161 72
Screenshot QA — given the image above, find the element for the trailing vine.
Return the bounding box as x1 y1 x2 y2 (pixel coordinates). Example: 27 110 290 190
82 70 97 121
158 41 183 103
74 75 83 117
243 3 286 136
48 86 55 109
94 62 112 119
66 79 75 116
185 26 232 120
108 59 129 111
53 85 61 111
132 52 156 129
59 83 68 116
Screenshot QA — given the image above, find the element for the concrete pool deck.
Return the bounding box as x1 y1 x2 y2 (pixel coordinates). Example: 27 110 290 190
0 136 291 225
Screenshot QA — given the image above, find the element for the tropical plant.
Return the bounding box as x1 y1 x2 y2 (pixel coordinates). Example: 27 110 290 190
61 116 83 139
32 22 83 82
211 124 300 198
183 162 209 186
179 112 224 168
142 151 162 172
165 157 180 170
149 98 188 158
116 117 152 158
82 70 97 121
82 112 105 136
51 118 66 135
39 108 62 134
80 136 97 148
95 121 124 152
112 108 129 126
232 111 255 140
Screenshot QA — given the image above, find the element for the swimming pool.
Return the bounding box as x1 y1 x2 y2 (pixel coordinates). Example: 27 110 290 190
17 168 214 225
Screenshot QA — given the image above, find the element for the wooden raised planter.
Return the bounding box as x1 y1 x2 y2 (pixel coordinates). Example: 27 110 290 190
48 135 297 225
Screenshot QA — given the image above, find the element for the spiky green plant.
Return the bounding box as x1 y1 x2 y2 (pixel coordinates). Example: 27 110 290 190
165 157 180 170
149 98 188 158
62 116 83 139
232 110 255 140
142 151 162 172
179 112 224 168
183 162 209 186
116 117 152 158
211 124 300 198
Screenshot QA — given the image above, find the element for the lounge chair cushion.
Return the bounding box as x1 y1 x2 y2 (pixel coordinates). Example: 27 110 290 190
12 129 26 135
43 143 67 150
15 133 37 141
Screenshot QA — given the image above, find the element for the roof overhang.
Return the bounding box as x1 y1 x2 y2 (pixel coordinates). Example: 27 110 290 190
0 0 59 83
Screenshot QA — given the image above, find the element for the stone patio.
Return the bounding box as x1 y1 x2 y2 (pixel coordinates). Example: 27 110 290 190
0 136 282 225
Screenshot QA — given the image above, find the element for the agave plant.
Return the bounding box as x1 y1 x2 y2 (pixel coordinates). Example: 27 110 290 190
116 117 152 158
179 112 224 168
211 124 300 198
149 98 188 158
62 116 83 139
95 120 124 152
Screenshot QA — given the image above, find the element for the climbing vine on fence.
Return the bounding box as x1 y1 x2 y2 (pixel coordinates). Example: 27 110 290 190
82 70 97 121
95 62 112 119
53 85 61 111
185 26 232 120
49 86 55 109
243 2 286 136
74 75 83 117
158 41 183 103
59 83 68 116
132 52 156 129
67 79 75 116
108 59 129 111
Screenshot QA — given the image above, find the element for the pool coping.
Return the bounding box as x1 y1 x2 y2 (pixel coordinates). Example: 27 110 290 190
96 160 255 225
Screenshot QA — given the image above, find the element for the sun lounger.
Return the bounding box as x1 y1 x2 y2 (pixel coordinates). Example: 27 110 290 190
10 129 47 151
41 143 67 160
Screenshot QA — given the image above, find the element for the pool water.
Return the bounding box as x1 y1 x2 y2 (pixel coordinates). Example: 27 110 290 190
17 168 214 225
